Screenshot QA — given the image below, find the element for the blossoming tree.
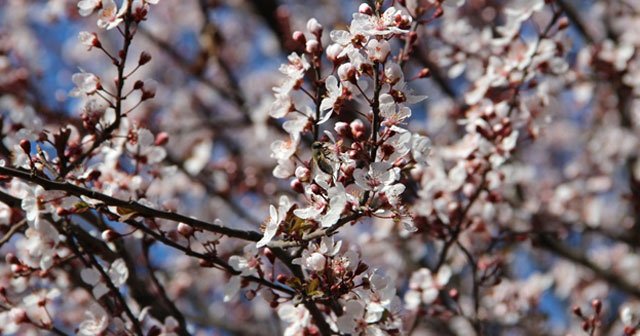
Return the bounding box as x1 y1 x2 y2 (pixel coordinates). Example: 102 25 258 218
0 0 639 335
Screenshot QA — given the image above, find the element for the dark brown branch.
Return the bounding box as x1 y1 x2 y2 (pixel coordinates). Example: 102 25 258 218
556 0 596 44
0 165 262 242
536 234 640 299
142 240 191 336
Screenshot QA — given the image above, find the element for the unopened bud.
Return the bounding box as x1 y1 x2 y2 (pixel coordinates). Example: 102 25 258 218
449 288 459 300
306 39 320 54
138 51 152 66
133 80 144 90
359 3 373 15
10 308 28 324
418 68 431 78
582 320 590 332
19 139 31 154
592 299 602 314
102 229 119 242
290 178 304 193
263 248 276 263
355 262 369 275
558 17 570 30
337 63 357 83
326 44 344 63
5 253 19 265
292 31 306 46
147 326 162 336
572 305 583 317
177 223 194 237
245 290 256 300
56 207 70 216
306 18 323 36
155 132 169 146
334 122 351 137
350 119 366 140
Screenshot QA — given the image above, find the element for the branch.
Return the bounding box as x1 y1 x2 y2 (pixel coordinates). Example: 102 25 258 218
535 234 640 299
0 165 262 242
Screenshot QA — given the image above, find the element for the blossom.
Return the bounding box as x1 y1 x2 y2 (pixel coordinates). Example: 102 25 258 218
350 7 411 37
355 272 401 323
276 53 310 94
97 0 127 30
78 0 100 16
278 304 313 336
318 76 343 124
20 223 60 270
379 94 412 126
336 300 386 336
225 244 260 301
70 72 100 97
78 31 99 50
353 162 400 192
256 205 279 248
405 266 452 309
81 259 129 299
293 237 344 272
257 196 293 248
22 185 50 228
271 137 299 161
126 128 167 165
77 304 109 336
159 316 179 336
184 139 212 175
411 134 432 166
367 39 390 62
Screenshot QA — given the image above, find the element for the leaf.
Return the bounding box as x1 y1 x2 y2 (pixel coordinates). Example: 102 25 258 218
117 207 138 221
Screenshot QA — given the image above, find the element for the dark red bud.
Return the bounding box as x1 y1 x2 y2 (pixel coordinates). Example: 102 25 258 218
138 51 152 65
19 139 31 154
155 132 169 146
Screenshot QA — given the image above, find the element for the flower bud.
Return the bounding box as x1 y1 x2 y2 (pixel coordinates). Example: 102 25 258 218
141 80 157 101
592 299 602 314
295 166 311 182
56 207 70 216
558 17 570 30
155 132 169 146
133 80 144 90
334 122 351 138
263 248 276 264
449 288 459 300
10 308 28 324
177 223 194 237
306 39 320 54
102 229 119 242
337 63 357 83
572 306 583 317
359 3 373 15
350 119 366 140
138 51 152 66
292 31 306 46
5 253 19 265
418 68 431 78
326 44 344 63
290 178 305 193
19 139 31 154
307 18 323 36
